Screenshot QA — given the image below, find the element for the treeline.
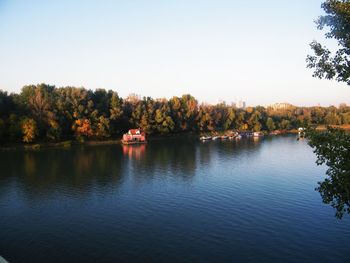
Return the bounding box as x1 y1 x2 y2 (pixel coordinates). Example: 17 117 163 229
0 84 350 143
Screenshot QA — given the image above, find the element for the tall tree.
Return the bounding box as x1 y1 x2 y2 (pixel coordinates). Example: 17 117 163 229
306 0 350 218
266 117 276 132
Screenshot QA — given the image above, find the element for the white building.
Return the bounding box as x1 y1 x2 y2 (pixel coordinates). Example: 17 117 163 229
237 100 246 109
269 103 294 110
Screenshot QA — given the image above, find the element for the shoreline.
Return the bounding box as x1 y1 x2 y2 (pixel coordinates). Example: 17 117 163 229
1 125 349 151
0 131 292 151
0 133 199 150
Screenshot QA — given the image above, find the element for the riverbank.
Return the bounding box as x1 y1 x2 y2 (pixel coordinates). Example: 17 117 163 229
1 125 348 151
0 133 195 151
315 124 350 131
0 131 283 151
0 139 122 151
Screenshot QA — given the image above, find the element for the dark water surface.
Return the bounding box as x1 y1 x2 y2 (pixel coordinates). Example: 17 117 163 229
1 136 349 262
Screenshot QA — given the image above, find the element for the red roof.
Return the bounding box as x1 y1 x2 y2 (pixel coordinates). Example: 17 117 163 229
128 129 141 135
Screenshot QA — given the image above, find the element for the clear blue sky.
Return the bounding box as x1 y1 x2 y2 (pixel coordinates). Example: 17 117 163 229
0 0 349 106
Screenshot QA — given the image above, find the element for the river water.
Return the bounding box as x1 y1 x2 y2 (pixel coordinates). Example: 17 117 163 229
0 135 349 262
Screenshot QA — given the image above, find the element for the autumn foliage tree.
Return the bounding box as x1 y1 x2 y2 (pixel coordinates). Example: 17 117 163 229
73 119 94 141
0 83 349 145
22 118 38 143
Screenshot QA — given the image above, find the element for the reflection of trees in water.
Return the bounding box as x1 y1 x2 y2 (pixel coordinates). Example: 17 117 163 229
0 138 265 199
24 154 36 176
125 139 198 182
203 138 264 163
125 138 264 182
0 146 125 198
307 129 350 219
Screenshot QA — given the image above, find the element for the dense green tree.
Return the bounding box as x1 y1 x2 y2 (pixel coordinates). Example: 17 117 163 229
306 0 350 218
46 112 62 141
306 0 350 84
0 91 16 119
235 110 248 130
1 85 350 145
248 111 262 131
0 118 5 141
179 94 198 132
7 114 22 141
154 108 175 134
341 112 350 124
266 117 276 132
223 107 236 130
20 84 54 120
96 116 111 138
325 111 342 125
197 104 215 132
279 119 291 130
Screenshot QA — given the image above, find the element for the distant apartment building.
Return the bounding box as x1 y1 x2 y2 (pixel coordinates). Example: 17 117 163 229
269 103 294 110
237 100 246 109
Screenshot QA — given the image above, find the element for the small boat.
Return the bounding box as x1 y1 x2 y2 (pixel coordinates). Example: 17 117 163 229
220 135 228 140
298 127 305 137
298 127 305 140
212 136 219 140
200 136 212 141
235 135 242 139
253 132 264 137
239 131 253 137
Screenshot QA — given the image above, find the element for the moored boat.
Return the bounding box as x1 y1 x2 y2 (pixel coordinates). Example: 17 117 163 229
239 131 253 137
122 129 147 144
253 132 264 137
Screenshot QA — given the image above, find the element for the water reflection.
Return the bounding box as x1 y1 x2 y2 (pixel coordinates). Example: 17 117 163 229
126 139 199 181
0 146 126 199
0 138 266 198
2 136 350 263
122 144 146 160
317 175 350 219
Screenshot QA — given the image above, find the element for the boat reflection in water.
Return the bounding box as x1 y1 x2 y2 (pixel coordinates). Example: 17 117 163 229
122 144 146 160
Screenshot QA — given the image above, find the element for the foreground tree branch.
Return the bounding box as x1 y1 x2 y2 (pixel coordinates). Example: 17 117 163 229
307 128 350 218
307 0 350 218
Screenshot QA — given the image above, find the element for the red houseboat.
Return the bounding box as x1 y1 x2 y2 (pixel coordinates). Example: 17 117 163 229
122 129 147 144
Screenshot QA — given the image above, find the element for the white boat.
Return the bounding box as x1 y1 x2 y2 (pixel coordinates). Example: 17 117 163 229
298 127 305 139
200 136 212 141
253 132 264 137
212 136 219 140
